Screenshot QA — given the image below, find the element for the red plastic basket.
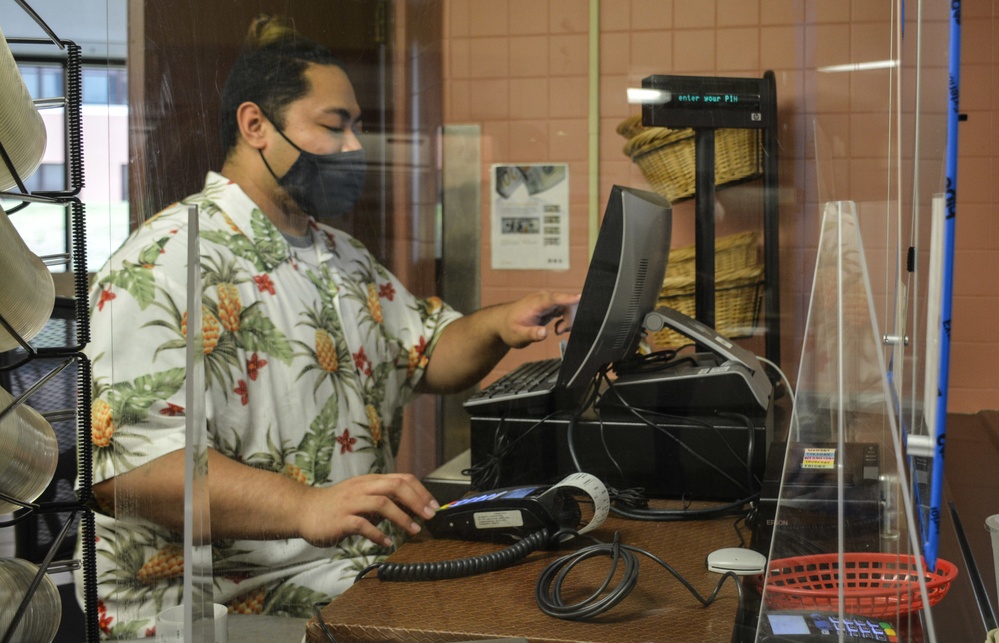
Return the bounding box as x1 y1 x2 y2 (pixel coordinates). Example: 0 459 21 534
754 553 959 619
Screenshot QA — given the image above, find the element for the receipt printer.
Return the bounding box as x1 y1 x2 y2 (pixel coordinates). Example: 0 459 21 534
754 442 883 556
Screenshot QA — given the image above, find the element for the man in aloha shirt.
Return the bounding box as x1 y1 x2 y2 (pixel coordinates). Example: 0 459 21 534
78 20 578 639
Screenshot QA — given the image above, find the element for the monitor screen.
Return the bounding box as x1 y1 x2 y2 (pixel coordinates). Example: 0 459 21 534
556 185 672 399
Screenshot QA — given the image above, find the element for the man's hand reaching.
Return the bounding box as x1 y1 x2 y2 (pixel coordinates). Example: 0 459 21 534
419 290 581 394
497 291 580 348
297 473 439 548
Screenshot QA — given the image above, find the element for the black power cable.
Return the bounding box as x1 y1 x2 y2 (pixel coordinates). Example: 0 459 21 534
355 528 557 583
535 531 745 621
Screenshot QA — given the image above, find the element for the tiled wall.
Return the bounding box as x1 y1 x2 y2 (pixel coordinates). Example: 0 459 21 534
442 0 997 414
952 1 999 411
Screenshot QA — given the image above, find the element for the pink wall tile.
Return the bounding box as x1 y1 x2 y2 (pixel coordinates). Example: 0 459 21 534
806 2 851 24
849 0 891 24
447 1 470 38
673 29 716 72
761 25 804 71
449 37 470 79
509 77 551 119
950 342 999 389
716 27 760 72
674 1 716 29
960 111 993 158
469 37 511 78
955 203 995 251
548 76 590 119
468 0 509 37
600 1 631 32
994 16 999 65
507 120 550 160
548 118 589 161
468 79 511 120
600 32 631 75
599 74 633 119
805 23 852 69
963 0 998 19
630 31 673 78
953 296 999 343
716 0 759 27
630 0 673 31
549 34 590 76
991 196 999 248
509 35 550 78
849 114 889 159
805 71 851 114
447 79 470 120
480 120 511 160
960 155 992 203
549 0 589 34
962 65 993 111
761 0 804 26
963 17 994 65
954 250 999 297
509 0 550 35
948 389 999 415
851 22 893 63
848 72 896 114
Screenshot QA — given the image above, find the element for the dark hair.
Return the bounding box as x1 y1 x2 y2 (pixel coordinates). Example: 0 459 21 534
219 15 346 156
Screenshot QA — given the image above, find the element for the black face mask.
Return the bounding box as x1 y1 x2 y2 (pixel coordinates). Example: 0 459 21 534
260 126 366 218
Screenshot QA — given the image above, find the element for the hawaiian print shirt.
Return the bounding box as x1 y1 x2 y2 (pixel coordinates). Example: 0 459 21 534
75 172 460 639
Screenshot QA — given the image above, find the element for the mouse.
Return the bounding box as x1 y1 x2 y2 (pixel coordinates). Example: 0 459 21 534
705 547 767 575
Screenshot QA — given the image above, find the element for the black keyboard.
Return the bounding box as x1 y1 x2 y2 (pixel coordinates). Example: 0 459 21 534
463 357 562 415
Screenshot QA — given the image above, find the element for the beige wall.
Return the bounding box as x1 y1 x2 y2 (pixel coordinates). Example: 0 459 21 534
441 0 998 415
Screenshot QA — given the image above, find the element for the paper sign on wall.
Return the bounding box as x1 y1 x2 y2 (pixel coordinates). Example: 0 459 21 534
490 163 569 270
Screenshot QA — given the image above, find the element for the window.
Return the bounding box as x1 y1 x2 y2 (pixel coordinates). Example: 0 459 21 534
22 163 65 194
82 67 128 105
6 62 131 271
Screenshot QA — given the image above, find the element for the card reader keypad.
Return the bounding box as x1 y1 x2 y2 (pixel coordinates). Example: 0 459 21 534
810 613 897 641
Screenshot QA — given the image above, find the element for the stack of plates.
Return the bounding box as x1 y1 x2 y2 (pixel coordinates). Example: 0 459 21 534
0 385 58 514
0 207 55 352
0 557 62 643
0 23 47 192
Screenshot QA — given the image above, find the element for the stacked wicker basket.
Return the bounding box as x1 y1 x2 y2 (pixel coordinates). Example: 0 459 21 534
617 115 764 349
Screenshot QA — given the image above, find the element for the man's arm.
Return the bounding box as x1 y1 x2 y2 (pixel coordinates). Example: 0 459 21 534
93 448 438 548
418 291 580 394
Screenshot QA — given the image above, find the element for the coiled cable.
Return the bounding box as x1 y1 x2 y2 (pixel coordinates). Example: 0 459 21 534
355 528 555 583
536 531 745 621
535 532 638 620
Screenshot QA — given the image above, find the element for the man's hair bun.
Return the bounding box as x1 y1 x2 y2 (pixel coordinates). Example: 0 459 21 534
245 14 297 50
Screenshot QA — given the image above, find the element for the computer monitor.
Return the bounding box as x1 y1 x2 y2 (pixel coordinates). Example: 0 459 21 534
556 185 672 400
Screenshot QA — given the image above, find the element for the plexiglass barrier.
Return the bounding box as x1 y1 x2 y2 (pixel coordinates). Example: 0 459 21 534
754 202 951 643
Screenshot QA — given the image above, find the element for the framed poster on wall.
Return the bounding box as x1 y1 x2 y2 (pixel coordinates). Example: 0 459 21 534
490 163 569 270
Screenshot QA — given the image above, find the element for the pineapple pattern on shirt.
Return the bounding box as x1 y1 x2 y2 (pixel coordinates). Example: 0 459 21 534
76 172 460 639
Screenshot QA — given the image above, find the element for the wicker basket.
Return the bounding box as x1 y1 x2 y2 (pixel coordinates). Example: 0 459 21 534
617 115 762 203
666 230 759 280
649 231 764 349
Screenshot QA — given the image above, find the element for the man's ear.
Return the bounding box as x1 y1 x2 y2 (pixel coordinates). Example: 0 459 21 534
235 102 269 150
